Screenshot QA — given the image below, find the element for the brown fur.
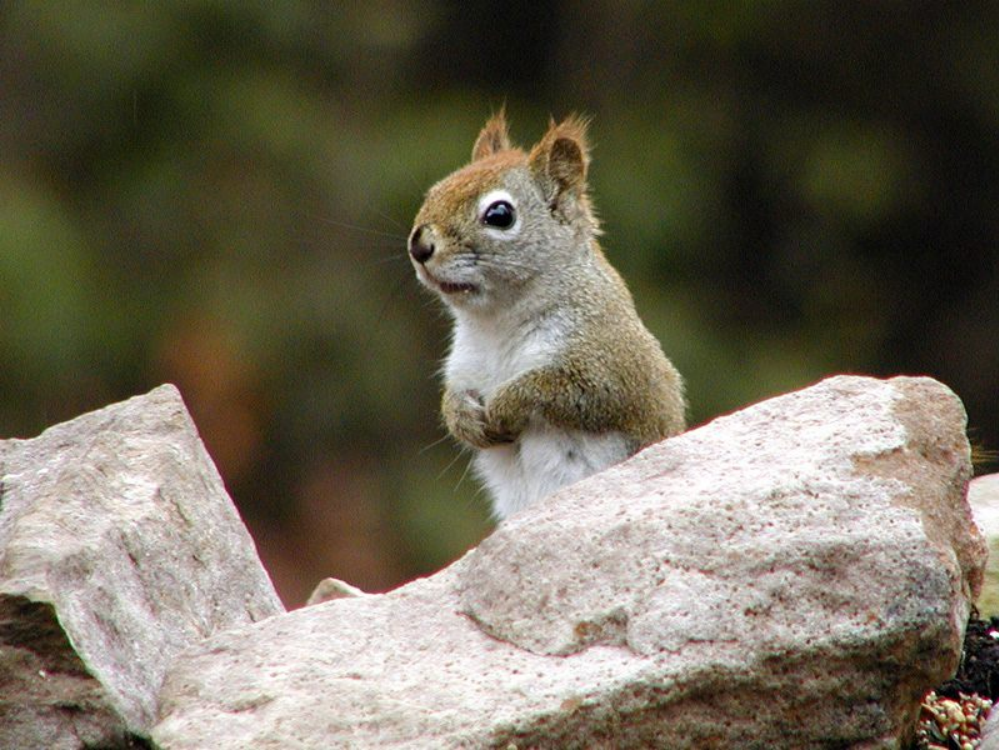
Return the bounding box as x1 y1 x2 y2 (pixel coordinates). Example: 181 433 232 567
409 114 686 516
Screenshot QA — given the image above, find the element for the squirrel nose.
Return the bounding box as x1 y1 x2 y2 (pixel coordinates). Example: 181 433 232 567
409 224 435 264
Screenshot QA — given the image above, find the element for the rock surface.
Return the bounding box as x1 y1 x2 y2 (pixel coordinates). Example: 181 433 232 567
306 576 367 605
970 473 999 615
152 375 985 749
0 385 284 749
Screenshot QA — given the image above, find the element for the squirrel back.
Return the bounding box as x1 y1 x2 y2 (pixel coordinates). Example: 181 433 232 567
409 112 685 518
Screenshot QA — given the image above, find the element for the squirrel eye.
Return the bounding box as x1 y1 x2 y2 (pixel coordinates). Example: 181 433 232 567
482 200 515 229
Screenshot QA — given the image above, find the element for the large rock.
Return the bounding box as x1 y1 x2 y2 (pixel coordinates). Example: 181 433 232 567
152 375 985 749
0 385 284 749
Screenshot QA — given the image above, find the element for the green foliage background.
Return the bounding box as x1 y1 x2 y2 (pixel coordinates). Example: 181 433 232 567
2 3 996 606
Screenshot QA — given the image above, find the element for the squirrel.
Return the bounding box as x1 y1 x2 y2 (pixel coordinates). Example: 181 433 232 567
408 111 686 520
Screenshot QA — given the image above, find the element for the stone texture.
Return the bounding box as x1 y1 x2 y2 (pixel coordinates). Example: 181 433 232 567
306 576 367 605
982 679 999 750
0 385 284 749
152 375 984 749
969 474 999 537
969 473 999 615
985 721 999 750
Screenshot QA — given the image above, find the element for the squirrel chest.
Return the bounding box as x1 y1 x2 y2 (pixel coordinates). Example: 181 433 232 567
447 308 631 519
446 309 564 395
409 112 686 520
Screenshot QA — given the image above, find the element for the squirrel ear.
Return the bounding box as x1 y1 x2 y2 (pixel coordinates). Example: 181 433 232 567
472 109 513 161
528 115 590 203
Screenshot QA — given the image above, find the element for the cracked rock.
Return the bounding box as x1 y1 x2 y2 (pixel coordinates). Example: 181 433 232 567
0 385 284 749
152 376 985 749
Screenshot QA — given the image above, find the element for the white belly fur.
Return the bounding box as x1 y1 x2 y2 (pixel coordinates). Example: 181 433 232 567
475 423 630 519
447 309 629 519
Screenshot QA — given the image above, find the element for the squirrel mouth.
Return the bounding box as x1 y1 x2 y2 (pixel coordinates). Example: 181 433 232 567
420 268 478 295
437 280 478 295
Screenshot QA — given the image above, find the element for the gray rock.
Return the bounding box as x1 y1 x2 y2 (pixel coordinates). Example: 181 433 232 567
152 375 984 749
969 473 999 615
0 385 284 749
969 473 999 537
306 576 367 605
981 692 999 750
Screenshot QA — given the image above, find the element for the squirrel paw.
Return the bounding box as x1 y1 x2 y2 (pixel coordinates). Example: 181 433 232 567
443 389 515 450
483 385 529 443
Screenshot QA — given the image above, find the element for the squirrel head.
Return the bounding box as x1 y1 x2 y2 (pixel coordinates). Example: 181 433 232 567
409 111 599 313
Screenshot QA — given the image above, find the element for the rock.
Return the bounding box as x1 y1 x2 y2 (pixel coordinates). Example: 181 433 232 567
0 385 284 749
306 576 367 605
985 722 999 750
969 474 999 537
982 697 999 750
152 375 984 749
969 473 999 615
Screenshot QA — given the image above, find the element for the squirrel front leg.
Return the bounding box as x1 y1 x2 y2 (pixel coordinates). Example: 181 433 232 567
485 367 595 439
442 387 516 450
447 365 614 450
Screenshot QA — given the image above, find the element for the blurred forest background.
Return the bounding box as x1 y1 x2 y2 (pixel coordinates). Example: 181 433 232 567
1 3 996 607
